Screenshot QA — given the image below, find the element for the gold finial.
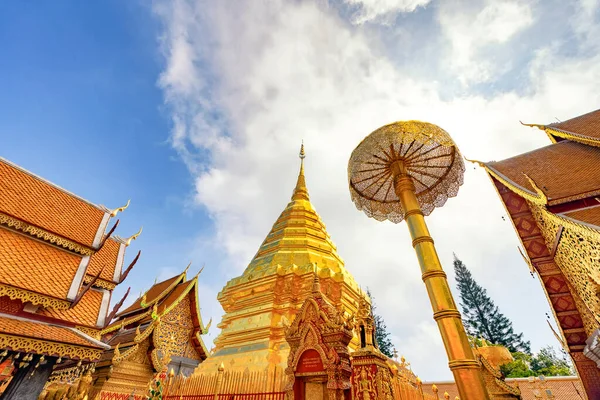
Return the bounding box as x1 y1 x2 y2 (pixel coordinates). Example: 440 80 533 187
523 173 548 204
110 199 130 217
464 157 486 168
184 261 192 274
169 368 175 378
432 384 438 393
520 121 546 130
194 264 205 279
125 227 143 246
202 318 212 334
218 362 225 372
292 142 309 201
444 392 450 400
135 325 141 336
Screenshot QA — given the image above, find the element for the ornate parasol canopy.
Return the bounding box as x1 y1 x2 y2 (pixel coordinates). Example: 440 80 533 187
348 120 465 223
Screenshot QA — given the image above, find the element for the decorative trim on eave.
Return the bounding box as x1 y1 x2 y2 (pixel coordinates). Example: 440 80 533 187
545 127 600 148
82 276 116 291
113 243 126 282
96 289 111 328
68 255 91 301
0 284 70 310
99 309 152 335
117 273 186 318
483 165 547 206
92 212 111 248
0 212 94 256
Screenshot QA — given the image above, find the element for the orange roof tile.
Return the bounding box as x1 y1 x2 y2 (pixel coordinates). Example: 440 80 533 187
0 227 81 300
487 141 600 205
427 376 585 400
38 288 104 327
564 206 600 229
116 274 184 317
0 315 103 349
549 109 600 144
0 158 106 247
87 238 121 282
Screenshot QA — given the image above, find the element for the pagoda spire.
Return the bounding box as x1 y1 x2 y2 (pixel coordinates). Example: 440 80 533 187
292 142 309 201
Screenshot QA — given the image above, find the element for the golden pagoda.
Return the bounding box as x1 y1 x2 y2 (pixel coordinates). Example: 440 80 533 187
194 145 365 374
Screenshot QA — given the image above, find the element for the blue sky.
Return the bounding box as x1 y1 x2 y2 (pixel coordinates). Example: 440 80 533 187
1 0 600 380
0 2 220 289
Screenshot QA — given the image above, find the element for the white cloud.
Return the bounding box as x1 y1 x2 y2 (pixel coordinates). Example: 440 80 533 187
437 0 534 84
154 0 600 379
344 0 431 24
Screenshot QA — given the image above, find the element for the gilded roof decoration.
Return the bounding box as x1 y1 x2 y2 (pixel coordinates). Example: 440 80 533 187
0 315 107 361
116 272 186 317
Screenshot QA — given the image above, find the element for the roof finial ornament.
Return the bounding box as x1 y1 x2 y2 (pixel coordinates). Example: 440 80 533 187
519 121 546 130
292 142 309 201
110 199 130 217
125 226 143 246
194 264 205 278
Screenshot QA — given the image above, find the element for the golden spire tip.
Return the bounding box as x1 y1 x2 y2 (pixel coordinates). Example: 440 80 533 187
299 141 305 160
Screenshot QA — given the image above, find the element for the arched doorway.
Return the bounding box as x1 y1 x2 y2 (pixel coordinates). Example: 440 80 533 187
284 276 353 400
293 349 327 400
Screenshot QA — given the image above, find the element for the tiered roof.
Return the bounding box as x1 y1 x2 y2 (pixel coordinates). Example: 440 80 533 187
0 157 139 361
99 267 210 369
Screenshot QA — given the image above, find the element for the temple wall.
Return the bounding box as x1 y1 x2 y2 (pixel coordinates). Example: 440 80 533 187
530 203 600 334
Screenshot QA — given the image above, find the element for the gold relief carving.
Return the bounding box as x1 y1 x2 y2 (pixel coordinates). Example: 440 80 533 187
0 284 70 310
83 276 116 290
153 296 201 366
530 203 600 332
0 333 103 360
0 212 94 255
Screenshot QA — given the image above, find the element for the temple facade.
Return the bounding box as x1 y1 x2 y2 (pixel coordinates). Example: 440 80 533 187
476 109 600 399
0 157 139 399
84 266 210 398
193 145 366 375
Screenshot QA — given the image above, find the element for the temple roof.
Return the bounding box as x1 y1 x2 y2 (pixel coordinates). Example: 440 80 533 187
563 206 600 230
243 145 346 275
486 141 600 206
0 157 110 248
116 270 187 318
86 238 123 283
547 109 600 146
426 376 585 400
39 288 106 328
0 313 109 361
0 227 82 304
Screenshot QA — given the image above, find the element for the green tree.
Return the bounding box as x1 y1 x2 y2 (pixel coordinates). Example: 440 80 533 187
454 255 531 354
531 346 573 376
367 289 394 358
500 352 534 378
500 346 573 378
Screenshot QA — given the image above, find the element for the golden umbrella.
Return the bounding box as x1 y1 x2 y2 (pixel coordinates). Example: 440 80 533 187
348 121 489 400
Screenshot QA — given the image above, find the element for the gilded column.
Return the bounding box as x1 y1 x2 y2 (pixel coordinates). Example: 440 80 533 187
391 161 487 400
